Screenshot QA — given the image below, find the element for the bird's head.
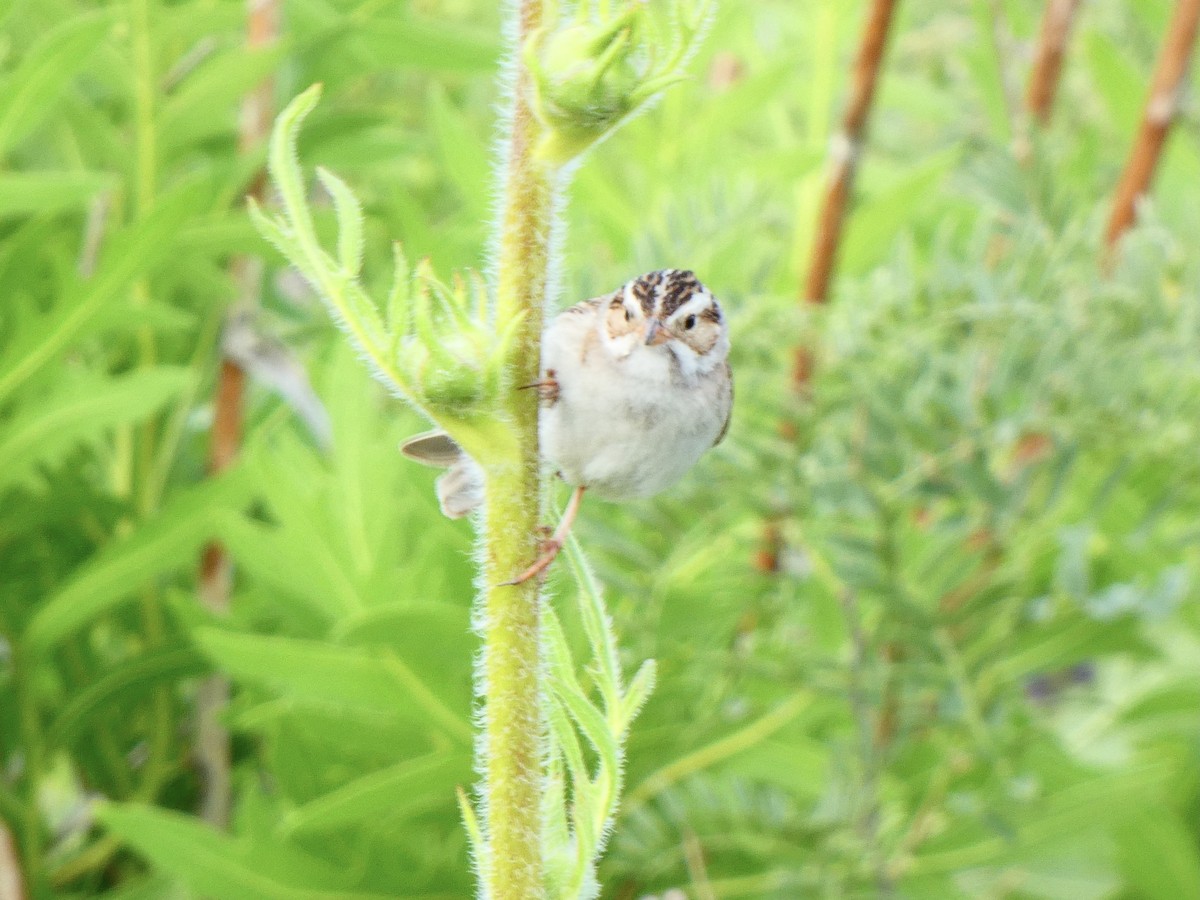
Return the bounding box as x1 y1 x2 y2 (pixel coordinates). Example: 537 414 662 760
602 269 729 377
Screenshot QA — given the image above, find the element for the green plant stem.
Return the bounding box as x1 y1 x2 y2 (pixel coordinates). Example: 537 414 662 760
13 646 45 891
483 0 555 895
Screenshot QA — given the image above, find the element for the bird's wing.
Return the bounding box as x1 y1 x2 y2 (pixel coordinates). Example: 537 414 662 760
399 430 463 467
713 360 733 447
544 295 607 370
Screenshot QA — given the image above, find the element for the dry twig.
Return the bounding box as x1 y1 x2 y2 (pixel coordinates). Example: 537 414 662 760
1103 0 1200 262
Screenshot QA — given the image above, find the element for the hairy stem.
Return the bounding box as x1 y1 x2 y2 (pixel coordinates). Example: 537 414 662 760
482 0 555 894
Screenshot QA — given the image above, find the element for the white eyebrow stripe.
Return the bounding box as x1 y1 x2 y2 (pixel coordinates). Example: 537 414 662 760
623 282 639 309
664 290 715 322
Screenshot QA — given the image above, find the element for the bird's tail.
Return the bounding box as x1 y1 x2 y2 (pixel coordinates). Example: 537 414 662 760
399 430 484 519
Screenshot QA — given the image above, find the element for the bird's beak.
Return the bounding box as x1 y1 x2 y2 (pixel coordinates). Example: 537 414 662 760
644 320 671 346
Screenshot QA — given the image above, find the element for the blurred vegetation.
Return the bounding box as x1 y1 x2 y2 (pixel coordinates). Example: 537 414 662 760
2 0 1200 898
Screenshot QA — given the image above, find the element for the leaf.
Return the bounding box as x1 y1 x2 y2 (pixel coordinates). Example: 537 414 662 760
316 166 365 277
1114 807 1200 900
49 647 206 749
840 149 958 276
282 751 468 836
353 16 499 72
544 611 619 779
216 514 358 620
159 45 285 154
0 180 206 405
0 170 115 218
427 85 489 218
0 13 110 155
193 628 471 741
21 472 248 658
0 367 192 493
98 804 397 900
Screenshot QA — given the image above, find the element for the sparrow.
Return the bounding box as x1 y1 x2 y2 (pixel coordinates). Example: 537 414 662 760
402 269 732 583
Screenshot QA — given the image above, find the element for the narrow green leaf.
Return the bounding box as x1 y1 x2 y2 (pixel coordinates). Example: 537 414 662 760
99 804 396 900
194 629 399 713
565 535 621 713
457 787 485 873
267 86 323 250
545 614 620 778
547 691 588 784
353 17 499 72
0 170 114 218
0 180 206 405
194 629 467 741
283 752 468 836
246 199 302 262
159 45 285 153
49 647 205 748
316 166 365 277
0 368 191 493
619 659 656 731
0 14 110 155
22 474 247 658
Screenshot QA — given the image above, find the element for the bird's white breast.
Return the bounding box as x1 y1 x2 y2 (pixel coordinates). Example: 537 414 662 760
539 305 730 501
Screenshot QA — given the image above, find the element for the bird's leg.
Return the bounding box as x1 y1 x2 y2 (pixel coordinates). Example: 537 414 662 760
501 485 586 586
518 368 559 405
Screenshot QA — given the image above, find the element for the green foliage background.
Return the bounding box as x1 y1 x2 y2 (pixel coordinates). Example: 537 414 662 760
2 0 1200 897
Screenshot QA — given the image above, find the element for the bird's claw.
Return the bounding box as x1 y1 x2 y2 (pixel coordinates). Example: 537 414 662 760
518 369 560 405
498 538 563 586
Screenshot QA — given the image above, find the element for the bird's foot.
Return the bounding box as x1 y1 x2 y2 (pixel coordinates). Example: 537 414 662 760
498 485 587 587
499 538 564 586
518 369 560 405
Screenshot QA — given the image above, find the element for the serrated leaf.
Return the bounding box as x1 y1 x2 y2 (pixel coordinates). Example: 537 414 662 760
316 166 365 277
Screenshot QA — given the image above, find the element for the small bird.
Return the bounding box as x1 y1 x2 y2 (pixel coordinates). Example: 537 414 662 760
402 269 733 583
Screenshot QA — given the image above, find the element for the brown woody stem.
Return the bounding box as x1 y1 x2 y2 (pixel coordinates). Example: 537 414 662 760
802 0 900 311
196 0 280 828
1103 0 1200 264
1026 0 1083 125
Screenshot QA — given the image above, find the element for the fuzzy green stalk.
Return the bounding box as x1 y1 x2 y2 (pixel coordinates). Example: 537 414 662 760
483 0 555 895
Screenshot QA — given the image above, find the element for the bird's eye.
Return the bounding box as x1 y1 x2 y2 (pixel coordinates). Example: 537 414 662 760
624 308 633 322
684 314 696 330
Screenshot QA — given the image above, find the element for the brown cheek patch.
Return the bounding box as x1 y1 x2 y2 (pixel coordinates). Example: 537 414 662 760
688 325 720 355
